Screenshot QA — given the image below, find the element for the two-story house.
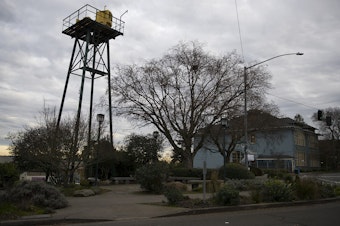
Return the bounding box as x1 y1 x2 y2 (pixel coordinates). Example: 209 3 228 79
193 110 320 172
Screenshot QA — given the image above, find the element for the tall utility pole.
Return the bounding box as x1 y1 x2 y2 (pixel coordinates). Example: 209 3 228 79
243 52 304 167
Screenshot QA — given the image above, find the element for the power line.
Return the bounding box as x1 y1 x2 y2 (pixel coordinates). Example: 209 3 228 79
267 93 318 110
234 0 245 63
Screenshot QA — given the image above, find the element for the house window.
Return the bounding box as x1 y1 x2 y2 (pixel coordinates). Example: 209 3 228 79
250 135 256 144
309 135 318 148
232 151 241 163
294 130 305 146
295 151 306 166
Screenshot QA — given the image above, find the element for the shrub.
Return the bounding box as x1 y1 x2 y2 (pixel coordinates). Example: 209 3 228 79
135 162 169 194
319 183 336 198
207 170 221 193
165 181 187 192
225 178 265 191
219 163 255 180
294 178 319 200
163 185 185 205
0 163 19 188
214 185 240 206
261 179 293 202
169 168 202 178
335 186 340 196
250 166 263 176
250 190 262 203
264 169 292 181
294 179 336 200
8 181 68 209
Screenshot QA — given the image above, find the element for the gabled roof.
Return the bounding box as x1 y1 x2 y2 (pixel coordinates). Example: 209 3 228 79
200 110 315 135
245 110 315 131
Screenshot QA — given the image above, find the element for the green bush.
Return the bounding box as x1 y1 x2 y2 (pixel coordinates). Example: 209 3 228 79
0 163 19 188
319 183 336 198
7 181 68 209
264 169 292 181
219 163 255 180
214 185 240 206
251 190 262 203
169 168 202 178
135 162 169 194
261 179 293 202
163 185 185 205
334 186 340 196
294 178 319 200
250 166 263 176
207 170 221 193
294 179 336 200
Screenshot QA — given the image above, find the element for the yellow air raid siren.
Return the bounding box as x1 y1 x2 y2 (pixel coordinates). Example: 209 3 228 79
96 10 112 27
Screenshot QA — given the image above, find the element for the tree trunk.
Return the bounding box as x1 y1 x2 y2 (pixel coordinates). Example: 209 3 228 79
184 155 194 169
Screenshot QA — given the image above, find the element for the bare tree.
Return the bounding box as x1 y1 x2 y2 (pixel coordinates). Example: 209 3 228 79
111 41 271 168
313 107 340 140
8 106 88 184
294 114 305 124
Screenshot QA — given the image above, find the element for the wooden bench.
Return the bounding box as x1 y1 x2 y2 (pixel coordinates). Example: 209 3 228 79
111 177 136 184
167 176 201 183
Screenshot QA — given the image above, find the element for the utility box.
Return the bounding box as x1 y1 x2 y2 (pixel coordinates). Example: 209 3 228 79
96 10 112 27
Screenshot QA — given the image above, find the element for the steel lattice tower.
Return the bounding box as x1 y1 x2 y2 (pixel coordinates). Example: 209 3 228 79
57 4 124 154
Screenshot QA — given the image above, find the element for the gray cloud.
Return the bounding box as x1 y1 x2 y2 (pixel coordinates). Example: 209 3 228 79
1 0 340 153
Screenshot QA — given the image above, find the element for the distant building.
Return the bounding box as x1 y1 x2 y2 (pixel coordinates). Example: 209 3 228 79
20 171 45 181
194 110 320 172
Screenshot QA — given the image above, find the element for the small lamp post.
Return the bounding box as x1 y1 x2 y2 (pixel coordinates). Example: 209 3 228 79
95 113 104 186
221 117 228 182
152 131 159 163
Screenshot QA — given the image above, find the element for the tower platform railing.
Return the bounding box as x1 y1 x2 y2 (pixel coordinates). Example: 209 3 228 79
62 4 125 35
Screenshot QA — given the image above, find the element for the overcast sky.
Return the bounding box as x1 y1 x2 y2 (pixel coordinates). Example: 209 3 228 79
1 0 340 155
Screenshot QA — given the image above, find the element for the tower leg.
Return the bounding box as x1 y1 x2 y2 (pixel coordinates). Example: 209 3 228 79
107 40 114 150
57 38 78 129
87 42 97 152
69 30 90 183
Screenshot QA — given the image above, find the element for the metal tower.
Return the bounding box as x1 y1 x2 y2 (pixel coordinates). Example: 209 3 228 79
57 4 124 153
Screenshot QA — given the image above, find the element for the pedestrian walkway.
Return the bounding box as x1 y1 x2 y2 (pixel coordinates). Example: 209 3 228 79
1 184 193 225
52 184 189 221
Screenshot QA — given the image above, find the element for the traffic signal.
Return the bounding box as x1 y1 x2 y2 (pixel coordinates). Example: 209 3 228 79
317 110 323 120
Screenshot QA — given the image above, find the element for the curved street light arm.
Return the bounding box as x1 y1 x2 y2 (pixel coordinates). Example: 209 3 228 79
245 52 304 70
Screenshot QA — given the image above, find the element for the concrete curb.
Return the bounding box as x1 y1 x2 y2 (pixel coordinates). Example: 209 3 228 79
0 218 112 226
156 196 340 218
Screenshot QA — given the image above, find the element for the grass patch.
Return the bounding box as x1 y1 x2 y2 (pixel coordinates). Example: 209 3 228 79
0 202 49 220
59 185 111 196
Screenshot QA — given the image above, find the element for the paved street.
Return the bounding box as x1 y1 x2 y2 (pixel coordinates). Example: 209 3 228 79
79 200 340 226
301 172 340 185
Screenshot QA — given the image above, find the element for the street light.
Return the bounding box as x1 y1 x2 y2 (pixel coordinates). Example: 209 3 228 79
221 117 228 182
243 52 303 167
95 113 104 186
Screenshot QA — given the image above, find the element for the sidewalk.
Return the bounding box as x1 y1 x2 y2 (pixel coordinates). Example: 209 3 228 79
53 184 190 220
0 184 194 225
